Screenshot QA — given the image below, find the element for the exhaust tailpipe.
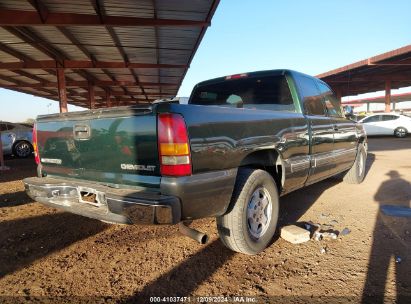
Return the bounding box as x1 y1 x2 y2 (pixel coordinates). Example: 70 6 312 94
178 222 209 244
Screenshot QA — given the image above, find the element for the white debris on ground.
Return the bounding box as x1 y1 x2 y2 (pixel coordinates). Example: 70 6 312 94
281 219 351 244
280 225 310 244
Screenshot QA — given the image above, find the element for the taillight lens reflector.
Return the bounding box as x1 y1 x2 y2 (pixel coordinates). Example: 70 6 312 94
32 123 40 165
158 113 191 176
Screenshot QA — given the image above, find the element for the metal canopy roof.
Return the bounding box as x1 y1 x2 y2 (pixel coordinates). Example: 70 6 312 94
0 0 219 108
317 45 411 97
343 92 411 105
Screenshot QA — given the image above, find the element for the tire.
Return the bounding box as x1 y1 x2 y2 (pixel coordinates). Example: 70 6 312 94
216 169 279 255
394 127 407 138
13 141 33 158
343 144 366 184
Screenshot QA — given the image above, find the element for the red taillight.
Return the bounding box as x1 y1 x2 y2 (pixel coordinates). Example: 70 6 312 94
158 113 192 176
32 123 40 165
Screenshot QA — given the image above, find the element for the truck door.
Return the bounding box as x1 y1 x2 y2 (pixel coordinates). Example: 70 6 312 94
317 81 357 173
293 74 336 185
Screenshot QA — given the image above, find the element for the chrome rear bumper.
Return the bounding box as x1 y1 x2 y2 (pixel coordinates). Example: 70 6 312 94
24 177 181 225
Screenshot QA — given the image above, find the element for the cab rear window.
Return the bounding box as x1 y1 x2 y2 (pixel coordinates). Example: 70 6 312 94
189 75 295 112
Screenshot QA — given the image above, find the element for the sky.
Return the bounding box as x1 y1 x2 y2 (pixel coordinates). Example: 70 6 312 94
1 0 411 122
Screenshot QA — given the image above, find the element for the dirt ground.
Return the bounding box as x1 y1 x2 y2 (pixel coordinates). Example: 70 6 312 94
0 137 410 304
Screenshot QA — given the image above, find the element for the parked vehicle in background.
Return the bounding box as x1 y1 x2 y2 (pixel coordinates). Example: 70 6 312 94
0 121 33 158
350 114 367 122
24 70 367 255
358 113 411 138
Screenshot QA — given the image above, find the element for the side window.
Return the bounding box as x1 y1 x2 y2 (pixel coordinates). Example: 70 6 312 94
363 116 380 123
382 115 399 121
317 81 343 117
294 74 325 116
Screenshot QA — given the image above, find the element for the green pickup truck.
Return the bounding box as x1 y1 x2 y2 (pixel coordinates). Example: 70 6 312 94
24 70 367 254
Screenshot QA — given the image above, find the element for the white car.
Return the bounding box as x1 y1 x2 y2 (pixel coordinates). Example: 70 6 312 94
0 121 33 157
358 113 411 138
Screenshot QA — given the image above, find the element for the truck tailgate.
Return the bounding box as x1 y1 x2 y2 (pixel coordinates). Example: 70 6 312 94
36 106 160 188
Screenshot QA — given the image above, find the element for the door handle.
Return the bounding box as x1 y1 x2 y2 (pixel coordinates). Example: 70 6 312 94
333 124 339 131
73 124 91 140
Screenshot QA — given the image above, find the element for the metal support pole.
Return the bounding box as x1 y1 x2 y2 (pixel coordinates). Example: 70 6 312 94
335 88 342 103
367 102 370 113
385 80 391 113
57 68 68 113
88 82 95 109
105 88 111 108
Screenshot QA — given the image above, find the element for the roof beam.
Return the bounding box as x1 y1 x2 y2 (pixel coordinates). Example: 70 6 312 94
324 74 411 83
103 26 143 99
56 26 132 101
0 41 34 62
58 27 96 61
368 58 411 66
6 87 59 101
173 0 220 99
0 9 209 27
0 29 89 98
3 27 99 83
0 72 57 96
67 91 172 98
0 80 178 88
3 27 64 63
152 0 162 98
14 69 48 83
27 0 49 23
100 68 128 96
92 0 148 101
0 60 185 69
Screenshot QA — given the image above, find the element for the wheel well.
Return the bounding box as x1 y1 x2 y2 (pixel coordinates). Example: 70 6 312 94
238 149 284 193
358 136 367 149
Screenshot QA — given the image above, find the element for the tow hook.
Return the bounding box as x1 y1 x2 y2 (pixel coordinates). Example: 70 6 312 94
178 222 209 244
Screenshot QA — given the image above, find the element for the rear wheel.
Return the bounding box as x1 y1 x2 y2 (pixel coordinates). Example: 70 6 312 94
217 169 279 255
394 127 407 138
343 144 366 184
13 141 33 158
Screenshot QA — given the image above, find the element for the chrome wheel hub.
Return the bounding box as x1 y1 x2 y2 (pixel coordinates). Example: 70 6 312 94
247 187 272 240
16 143 31 157
396 128 406 137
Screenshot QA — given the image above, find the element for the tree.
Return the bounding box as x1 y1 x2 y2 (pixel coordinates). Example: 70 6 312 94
24 118 35 124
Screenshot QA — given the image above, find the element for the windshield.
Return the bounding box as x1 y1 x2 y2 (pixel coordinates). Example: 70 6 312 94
189 75 295 112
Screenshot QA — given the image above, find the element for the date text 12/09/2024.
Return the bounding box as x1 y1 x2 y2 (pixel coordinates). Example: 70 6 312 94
150 296 258 303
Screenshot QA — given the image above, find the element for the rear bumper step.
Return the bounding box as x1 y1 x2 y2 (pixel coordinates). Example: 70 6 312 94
23 177 181 225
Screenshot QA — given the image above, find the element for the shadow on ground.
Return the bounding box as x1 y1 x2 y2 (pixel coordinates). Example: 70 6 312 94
362 170 411 303
0 212 108 277
123 239 234 303
123 153 376 301
0 191 33 208
0 156 36 183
